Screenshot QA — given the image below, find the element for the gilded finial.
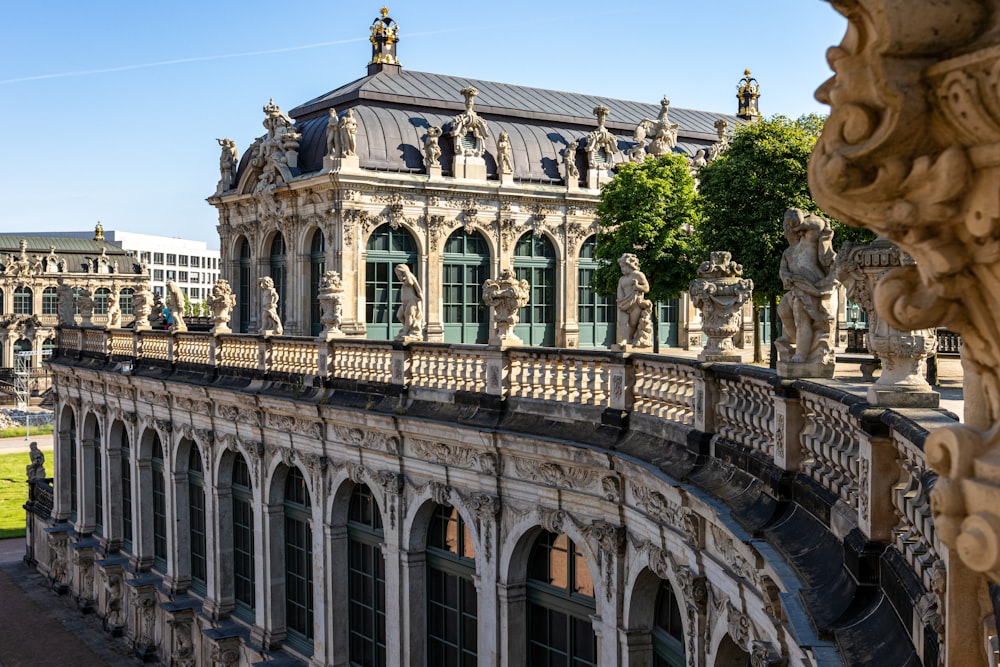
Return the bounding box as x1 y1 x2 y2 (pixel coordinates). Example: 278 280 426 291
736 69 760 121
381 6 389 17
94 221 105 241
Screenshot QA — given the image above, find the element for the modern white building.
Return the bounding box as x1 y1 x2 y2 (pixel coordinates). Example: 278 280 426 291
27 227 220 306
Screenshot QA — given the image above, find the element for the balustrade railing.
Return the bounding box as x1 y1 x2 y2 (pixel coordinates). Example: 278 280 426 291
52 326 948 569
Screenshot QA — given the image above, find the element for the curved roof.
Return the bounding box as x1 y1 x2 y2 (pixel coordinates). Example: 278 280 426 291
235 68 740 186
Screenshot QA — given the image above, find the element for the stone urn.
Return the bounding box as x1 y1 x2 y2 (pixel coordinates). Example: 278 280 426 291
835 239 938 408
689 251 754 361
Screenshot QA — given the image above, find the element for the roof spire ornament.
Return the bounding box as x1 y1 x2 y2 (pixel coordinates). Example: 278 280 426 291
736 69 760 121
369 6 400 75
94 221 104 241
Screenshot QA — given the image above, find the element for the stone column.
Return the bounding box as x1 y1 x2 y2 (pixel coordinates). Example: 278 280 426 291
688 252 754 362
834 239 939 408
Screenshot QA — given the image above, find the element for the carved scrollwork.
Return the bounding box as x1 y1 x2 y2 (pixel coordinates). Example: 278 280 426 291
511 456 596 489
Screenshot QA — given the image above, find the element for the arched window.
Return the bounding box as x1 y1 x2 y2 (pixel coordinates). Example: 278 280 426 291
119 288 135 316
526 531 597 666
238 238 252 333
443 230 490 344
309 230 326 337
94 287 111 315
121 431 133 551
13 286 32 315
427 504 478 664
42 287 58 316
41 338 56 360
348 484 386 667
653 579 685 666
69 412 78 521
365 225 417 340
188 447 207 593
269 234 287 322
93 421 103 536
514 233 557 346
232 455 256 619
577 237 614 348
284 467 314 649
151 437 167 570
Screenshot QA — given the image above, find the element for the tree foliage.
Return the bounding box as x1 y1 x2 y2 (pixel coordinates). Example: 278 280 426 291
591 154 702 303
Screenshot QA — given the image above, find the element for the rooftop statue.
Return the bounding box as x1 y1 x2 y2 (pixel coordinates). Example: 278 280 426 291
258 276 283 336
394 265 424 341
207 279 237 335
450 86 489 157
216 138 238 193
422 126 442 170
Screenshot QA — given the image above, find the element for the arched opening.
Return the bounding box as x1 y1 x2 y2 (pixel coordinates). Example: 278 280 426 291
309 229 326 337
188 446 207 594
42 287 58 316
365 224 417 340
238 238 252 333
443 230 490 344
92 419 103 536
578 236 613 348
94 287 111 315
714 634 751 666
653 579 685 666
269 233 287 322
514 232 557 346
426 503 478 663
283 466 314 652
13 286 32 315
526 531 597 666
151 436 167 571
232 454 256 621
120 427 133 551
348 483 387 666
68 411 78 521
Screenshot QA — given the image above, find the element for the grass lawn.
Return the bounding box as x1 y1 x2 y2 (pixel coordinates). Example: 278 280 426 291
0 449 51 539
0 424 54 438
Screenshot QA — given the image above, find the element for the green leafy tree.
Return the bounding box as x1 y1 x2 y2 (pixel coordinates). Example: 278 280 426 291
697 114 871 363
591 154 702 350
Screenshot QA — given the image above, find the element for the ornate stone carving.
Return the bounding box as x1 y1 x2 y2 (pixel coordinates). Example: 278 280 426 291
615 253 654 349
258 276 283 336
710 524 755 583
463 492 500 561
689 251 754 361
496 130 514 173
632 483 683 526
331 425 401 455
422 126 442 170
538 507 566 534
726 601 751 647
775 209 837 377
483 268 530 347
375 470 404 529
640 97 680 158
216 138 238 193
206 279 237 335
394 264 423 341
317 270 345 339
450 86 489 158
511 456 596 489
751 640 786 667
584 104 618 168
586 520 625 601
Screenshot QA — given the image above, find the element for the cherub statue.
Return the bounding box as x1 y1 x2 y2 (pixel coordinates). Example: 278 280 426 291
259 276 283 335
394 265 424 341
616 254 654 348
483 268 531 346
497 131 514 172
106 289 122 329
423 126 442 170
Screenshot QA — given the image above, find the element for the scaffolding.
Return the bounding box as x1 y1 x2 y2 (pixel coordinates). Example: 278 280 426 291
15 349 51 437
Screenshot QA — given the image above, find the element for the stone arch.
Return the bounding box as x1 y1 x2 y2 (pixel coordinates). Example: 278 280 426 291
403 491 482 557
713 633 751 666
499 509 600 591
327 469 388 529
362 219 427 259
624 562 691 667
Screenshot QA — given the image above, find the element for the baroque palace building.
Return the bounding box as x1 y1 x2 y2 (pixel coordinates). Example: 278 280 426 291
207 8 749 349
27 5 981 667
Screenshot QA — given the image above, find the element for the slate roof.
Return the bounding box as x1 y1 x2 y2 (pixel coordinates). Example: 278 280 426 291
0 236 128 256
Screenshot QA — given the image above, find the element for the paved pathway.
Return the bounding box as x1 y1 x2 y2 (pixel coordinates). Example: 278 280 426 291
0 539 142 666
0 434 52 456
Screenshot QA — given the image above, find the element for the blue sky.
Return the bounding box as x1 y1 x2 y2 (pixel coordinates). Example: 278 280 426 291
0 1 846 248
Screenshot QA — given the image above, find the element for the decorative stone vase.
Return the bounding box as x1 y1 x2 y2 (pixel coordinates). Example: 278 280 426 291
689 251 754 362
317 271 346 341
834 239 938 408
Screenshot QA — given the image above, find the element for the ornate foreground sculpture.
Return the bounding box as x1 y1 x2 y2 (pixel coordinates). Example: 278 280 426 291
206 279 237 335
483 268 530 347
26 442 45 481
394 264 423 342
689 252 753 362
132 286 153 330
615 253 653 350
77 287 94 327
835 239 938 407
809 2 1000 663
317 271 345 340
166 280 187 332
258 277 283 336
775 208 837 378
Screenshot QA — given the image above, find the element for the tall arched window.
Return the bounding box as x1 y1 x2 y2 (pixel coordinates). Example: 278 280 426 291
42 287 58 316
94 287 111 315
69 412 78 521
365 224 417 340
348 484 386 667
309 230 326 337
121 430 132 551
232 455 256 619
151 437 167 570
653 579 685 666
427 504 478 664
119 288 135 316
93 421 103 536
514 233 557 346
527 531 597 666
284 467 314 650
269 234 287 322
13 286 32 315
188 447 207 593
238 238 251 333
577 237 614 348
443 230 490 344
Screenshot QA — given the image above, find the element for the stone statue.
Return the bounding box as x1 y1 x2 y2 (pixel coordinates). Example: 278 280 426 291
394 264 424 341
325 108 339 158
775 208 837 374
483 268 530 347
615 253 654 349
7 240 31 277
77 287 94 326
45 245 59 273
450 86 489 157
216 138 238 192
317 270 345 339
166 280 187 332
207 279 237 335
630 120 651 162
96 247 110 274
584 104 618 168
26 441 45 480
56 283 75 326
565 141 580 179
422 126 442 170
132 286 153 330
106 289 122 329
339 108 358 157
497 131 514 172
258 276 283 336
689 251 754 361
645 97 680 157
